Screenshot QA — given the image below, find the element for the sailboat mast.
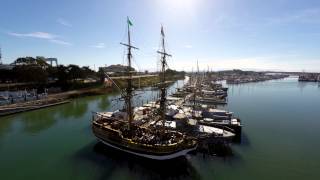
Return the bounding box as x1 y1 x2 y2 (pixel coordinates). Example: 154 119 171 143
126 20 133 130
193 61 200 110
120 17 139 130
157 26 172 129
160 27 166 128
161 30 166 84
0 47 2 65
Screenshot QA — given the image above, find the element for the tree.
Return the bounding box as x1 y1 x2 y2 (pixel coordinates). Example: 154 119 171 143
13 65 48 83
35 56 49 68
81 66 95 78
0 69 15 83
13 56 49 68
98 67 106 82
67 64 84 81
56 65 68 83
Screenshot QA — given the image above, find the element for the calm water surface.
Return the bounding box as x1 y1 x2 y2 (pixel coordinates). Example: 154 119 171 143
0 77 319 180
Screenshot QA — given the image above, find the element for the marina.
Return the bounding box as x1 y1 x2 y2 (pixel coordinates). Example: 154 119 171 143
91 24 198 160
298 73 320 82
1 1 320 179
90 22 244 160
0 19 319 179
0 77 319 179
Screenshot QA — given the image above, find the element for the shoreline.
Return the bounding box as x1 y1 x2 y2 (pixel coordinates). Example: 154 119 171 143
0 86 113 117
0 76 185 117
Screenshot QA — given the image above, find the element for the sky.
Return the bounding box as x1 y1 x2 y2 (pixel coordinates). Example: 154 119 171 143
1 0 320 72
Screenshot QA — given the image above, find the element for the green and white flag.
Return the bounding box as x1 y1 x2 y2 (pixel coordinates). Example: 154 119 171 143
127 17 133 26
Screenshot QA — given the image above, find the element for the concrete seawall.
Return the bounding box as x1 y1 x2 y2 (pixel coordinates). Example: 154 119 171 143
0 100 70 116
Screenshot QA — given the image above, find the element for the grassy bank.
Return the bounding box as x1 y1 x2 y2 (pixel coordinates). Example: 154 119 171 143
113 74 184 89
58 74 184 99
0 74 184 109
63 86 115 99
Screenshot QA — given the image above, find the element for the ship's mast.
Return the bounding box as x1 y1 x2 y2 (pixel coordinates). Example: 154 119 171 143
157 25 171 130
120 17 138 130
193 60 200 109
0 47 2 65
197 60 200 85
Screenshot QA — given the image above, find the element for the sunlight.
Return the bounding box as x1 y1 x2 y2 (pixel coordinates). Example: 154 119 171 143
164 0 196 9
161 0 199 14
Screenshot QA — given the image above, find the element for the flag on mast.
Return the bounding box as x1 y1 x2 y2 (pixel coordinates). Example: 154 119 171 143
161 26 165 36
127 17 133 26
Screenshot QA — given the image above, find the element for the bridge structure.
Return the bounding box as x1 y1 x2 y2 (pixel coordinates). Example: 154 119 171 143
45 58 58 66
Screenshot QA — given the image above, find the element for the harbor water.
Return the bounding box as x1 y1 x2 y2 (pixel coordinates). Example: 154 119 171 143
0 77 319 180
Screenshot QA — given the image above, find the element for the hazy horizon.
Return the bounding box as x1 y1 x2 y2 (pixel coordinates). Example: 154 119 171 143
1 0 320 72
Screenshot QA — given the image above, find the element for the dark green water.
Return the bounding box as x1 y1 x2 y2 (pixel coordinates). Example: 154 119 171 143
0 77 319 180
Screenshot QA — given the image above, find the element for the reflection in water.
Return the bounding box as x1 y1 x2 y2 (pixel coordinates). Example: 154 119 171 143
297 82 308 93
20 108 57 134
97 96 111 111
2 77 320 179
100 91 122 112
238 132 250 147
73 142 201 180
60 100 88 119
0 116 15 139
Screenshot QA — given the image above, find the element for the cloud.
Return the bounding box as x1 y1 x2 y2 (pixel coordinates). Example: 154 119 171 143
57 18 72 27
266 8 320 25
184 44 192 49
49 39 72 46
8 32 57 39
8 31 72 46
91 43 105 49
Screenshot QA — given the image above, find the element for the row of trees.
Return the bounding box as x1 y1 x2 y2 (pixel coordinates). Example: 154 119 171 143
164 69 186 79
0 57 186 90
13 56 49 66
0 57 103 88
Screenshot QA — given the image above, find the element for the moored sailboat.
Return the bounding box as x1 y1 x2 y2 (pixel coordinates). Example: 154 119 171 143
92 18 197 160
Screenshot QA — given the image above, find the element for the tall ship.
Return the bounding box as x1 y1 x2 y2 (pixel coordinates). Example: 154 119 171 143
92 18 197 160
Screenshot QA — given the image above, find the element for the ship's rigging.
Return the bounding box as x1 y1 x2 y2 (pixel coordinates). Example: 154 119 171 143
119 17 139 130
157 26 172 131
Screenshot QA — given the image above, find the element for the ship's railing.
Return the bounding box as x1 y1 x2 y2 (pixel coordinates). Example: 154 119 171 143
93 124 195 153
92 111 128 123
123 138 195 153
